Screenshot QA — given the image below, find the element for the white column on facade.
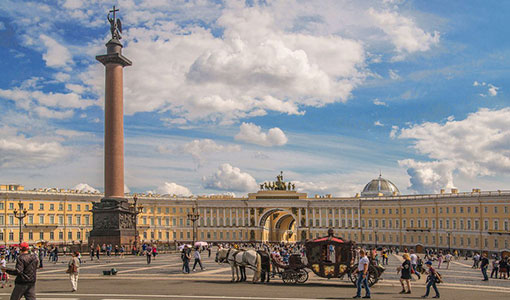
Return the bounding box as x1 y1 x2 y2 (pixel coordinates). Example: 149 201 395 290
298 208 302 227
351 208 354 228
216 208 219 228
229 208 232 227
254 209 258 227
319 208 322 228
247 209 250 227
242 209 245 227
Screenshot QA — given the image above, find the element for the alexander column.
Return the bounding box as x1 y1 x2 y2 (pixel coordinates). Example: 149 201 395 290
89 6 136 247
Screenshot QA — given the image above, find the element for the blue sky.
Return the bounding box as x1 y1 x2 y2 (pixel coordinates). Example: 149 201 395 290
1 0 510 196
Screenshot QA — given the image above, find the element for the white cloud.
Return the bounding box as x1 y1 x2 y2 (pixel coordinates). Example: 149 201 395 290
235 122 288 147
388 69 400 80
55 129 91 138
373 98 388 106
73 183 99 193
473 81 499 97
397 108 510 193
374 120 384 127
369 8 439 55
34 106 74 119
488 84 499 96
40 34 73 69
153 182 192 196
389 125 399 138
0 126 67 168
203 163 258 192
159 139 241 168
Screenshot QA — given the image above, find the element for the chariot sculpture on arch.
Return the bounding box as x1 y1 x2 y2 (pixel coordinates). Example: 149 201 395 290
260 171 296 191
107 5 123 40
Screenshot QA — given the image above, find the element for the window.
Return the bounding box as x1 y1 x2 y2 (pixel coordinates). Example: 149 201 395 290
39 203 44 210
158 207 161 214
150 217 155 226
59 204 63 211
494 220 499 231
68 204 72 211
59 232 63 240
0 216 3 225
50 232 54 240
165 218 169 226
77 204 81 211
460 207 464 213
39 232 44 240
76 215 81 225
28 232 33 240
9 232 14 241
39 215 44 224
58 215 63 225
85 215 90 225
49 215 55 224
9 203 14 210
49 204 54 211
172 208 176 213
85 205 89 211
29 203 33 210
166 208 169 214
28 215 33 224
484 207 488 213
77 231 81 240
68 231 72 240
0 203 3 210
9 216 14 225
484 220 489 230
67 215 72 225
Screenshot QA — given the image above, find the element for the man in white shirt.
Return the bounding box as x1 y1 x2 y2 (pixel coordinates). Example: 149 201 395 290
353 249 371 299
410 250 421 279
192 247 205 271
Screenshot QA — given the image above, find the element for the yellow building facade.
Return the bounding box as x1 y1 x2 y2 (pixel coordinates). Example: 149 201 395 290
0 177 509 254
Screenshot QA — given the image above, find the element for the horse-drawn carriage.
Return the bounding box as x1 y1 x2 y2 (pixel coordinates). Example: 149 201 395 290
270 229 385 286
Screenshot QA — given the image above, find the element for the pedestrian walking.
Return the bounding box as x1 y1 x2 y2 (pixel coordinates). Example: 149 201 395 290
490 258 499 279
192 247 205 271
152 245 157 260
38 248 44 269
444 253 452 269
96 245 100 260
353 249 370 299
1 242 38 300
207 247 211 258
480 253 489 281
90 246 95 261
398 253 412 294
66 251 80 292
182 246 191 274
146 245 152 264
421 261 440 298
410 250 421 279
0 255 11 288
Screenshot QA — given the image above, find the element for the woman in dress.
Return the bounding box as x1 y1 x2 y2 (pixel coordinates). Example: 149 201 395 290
399 253 412 294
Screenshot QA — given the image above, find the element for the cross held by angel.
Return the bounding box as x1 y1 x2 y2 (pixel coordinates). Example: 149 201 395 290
108 5 123 40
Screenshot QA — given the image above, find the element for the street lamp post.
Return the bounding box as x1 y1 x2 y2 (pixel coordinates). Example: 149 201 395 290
187 207 200 246
131 194 143 248
13 200 28 243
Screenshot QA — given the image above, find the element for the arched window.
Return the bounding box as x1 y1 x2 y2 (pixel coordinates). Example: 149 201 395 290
226 218 230 226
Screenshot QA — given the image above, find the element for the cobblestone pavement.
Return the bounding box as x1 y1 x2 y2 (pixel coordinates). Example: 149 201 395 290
0 251 508 299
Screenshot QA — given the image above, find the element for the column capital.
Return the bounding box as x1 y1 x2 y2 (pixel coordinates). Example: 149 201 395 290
96 52 132 67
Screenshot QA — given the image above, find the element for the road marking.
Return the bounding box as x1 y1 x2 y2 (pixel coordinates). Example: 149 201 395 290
117 263 182 274
199 267 230 275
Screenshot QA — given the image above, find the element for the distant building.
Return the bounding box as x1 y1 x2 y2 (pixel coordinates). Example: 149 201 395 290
0 177 509 254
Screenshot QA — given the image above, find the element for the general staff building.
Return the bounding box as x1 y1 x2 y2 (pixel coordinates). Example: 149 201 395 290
0 175 509 254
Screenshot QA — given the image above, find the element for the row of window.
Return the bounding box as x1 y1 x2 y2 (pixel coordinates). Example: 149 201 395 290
363 218 510 231
0 230 88 241
362 205 509 215
0 215 90 226
0 202 90 212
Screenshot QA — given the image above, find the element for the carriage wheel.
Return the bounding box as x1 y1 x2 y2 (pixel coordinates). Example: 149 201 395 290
348 265 379 287
282 272 293 284
297 269 308 283
367 265 379 287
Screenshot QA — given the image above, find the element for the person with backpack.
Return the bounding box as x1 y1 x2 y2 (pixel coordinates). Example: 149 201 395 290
422 261 440 298
2 242 38 300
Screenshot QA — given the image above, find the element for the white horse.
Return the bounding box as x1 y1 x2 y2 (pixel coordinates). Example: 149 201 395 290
215 248 261 283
